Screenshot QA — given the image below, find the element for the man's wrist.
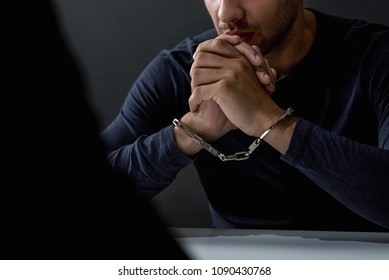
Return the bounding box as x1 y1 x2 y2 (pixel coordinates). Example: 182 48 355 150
263 115 298 155
173 121 202 157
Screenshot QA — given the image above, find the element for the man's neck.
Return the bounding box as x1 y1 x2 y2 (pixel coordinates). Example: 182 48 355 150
267 8 317 80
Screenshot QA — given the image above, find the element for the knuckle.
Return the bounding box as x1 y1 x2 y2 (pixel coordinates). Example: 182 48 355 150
190 67 201 79
195 52 207 61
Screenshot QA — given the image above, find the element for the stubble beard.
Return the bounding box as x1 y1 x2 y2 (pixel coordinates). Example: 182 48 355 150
255 1 299 56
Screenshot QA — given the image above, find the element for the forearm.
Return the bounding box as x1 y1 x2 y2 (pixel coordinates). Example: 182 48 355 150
106 126 192 199
283 119 389 229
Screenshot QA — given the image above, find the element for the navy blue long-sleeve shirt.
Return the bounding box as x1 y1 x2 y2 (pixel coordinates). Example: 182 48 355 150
100 10 389 231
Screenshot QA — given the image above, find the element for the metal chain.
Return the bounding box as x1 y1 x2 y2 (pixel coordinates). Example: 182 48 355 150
173 107 295 161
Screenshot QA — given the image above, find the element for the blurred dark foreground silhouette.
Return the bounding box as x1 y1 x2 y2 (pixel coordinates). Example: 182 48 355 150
1 0 188 260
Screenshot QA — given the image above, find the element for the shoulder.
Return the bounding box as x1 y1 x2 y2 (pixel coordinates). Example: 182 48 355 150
309 8 389 72
156 29 218 69
311 10 389 106
310 8 389 47
169 29 218 55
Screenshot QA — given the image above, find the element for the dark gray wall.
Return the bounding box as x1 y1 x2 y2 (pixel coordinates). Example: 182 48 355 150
52 0 388 228
305 0 389 26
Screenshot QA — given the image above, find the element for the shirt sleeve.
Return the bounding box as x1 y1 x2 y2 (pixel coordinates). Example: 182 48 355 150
99 51 193 199
282 36 389 229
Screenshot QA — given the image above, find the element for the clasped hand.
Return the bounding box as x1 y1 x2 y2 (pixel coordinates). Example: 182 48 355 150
189 34 280 140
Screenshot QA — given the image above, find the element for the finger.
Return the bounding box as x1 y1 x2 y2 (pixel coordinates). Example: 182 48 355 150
232 42 264 66
190 68 223 89
264 59 276 85
217 34 264 66
266 67 277 93
254 71 274 94
193 38 239 60
252 46 276 84
256 70 272 85
270 67 277 81
216 34 242 45
252 45 264 58
191 51 227 70
189 84 215 112
264 83 275 93
254 67 277 85
217 34 266 67
194 35 261 67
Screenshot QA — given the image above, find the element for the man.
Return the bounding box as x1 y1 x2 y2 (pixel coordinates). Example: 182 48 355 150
100 1 389 231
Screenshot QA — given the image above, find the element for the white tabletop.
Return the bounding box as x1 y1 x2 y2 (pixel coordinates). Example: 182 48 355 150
171 227 389 260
